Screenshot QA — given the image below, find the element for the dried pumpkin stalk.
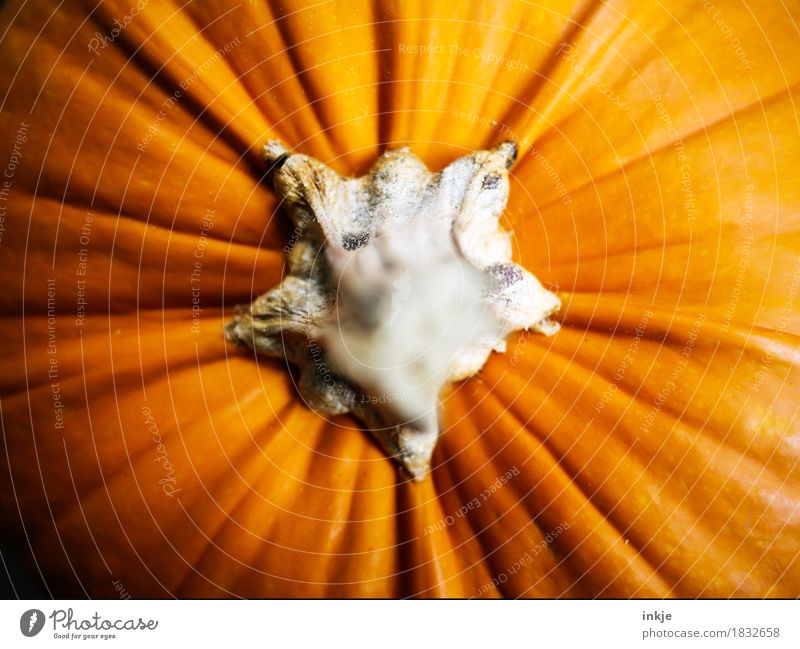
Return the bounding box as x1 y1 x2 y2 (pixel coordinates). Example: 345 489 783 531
226 141 560 479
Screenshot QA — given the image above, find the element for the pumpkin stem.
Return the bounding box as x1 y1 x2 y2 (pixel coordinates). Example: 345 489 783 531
225 141 560 479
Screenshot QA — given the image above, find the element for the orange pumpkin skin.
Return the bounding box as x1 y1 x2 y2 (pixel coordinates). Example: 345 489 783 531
1 0 799 598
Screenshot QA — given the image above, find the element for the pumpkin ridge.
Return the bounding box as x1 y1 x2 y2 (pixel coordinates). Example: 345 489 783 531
266 2 344 159
429 440 521 598
2 0 799 600
481 363 701 591
324 449 399 596
447 385 673 597
470 387 663 586
291 433 365 586
500 0 605 147
92 2 265 161
437 393 581 597
526 320 800 477
175 410 333 594
519 83 797 222
168 405 302 595
486 355 796 596
396 479 477 598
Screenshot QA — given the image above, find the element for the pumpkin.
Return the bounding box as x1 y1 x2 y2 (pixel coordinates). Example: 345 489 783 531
1 0 798 598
